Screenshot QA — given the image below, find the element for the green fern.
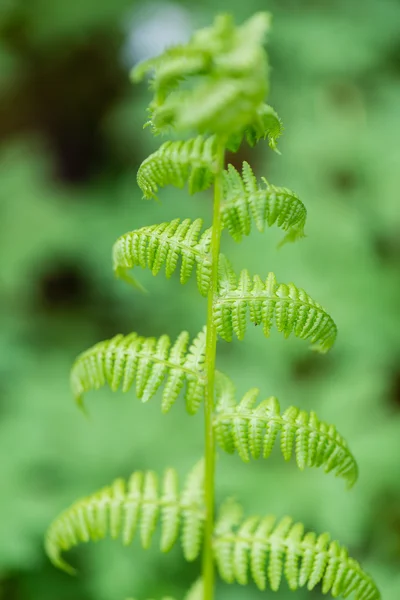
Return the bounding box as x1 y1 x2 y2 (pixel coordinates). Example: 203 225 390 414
45 461 205 574
214 373 358 486
113 219 212 296
70 329 206 414
213 501 379 598
222 162 306 244
45 11 381 600
137 137 217 199
215 256 337 351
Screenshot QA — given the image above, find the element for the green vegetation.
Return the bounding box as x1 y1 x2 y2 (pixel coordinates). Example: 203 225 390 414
1 1 399 599
44 13 380 599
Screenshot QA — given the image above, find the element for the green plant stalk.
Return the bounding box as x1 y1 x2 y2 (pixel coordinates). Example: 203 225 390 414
202 141 225 600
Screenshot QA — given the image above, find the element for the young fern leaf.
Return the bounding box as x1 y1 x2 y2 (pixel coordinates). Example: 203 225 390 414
221 162 306 244
246 103 283 151
45 462 205 575
113 219 212 296
227 104 283 153
214 373 358 487
215 256 337 352
213 501 380 599
134 13 271 137
137 136 217 199
70 328 206 414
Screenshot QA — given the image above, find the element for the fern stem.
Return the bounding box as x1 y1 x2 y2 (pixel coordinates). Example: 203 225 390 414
202 142 225 599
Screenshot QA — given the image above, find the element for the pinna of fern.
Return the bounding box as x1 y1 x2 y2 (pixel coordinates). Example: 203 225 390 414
215 255 337 351
136 136 217 200
214 372 358 487
70 328 206 415
214 501 380 599
112 218 213 296
221 161 306 244
45 461 205 574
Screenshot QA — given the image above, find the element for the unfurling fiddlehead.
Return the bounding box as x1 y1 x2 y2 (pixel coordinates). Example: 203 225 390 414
71 329 206 414
132 13 271 138
214 373 358 487
214 501 379 599
45 11 381 600
46 461 205 574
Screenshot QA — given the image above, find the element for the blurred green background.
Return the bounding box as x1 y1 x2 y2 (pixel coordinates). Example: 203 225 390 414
1 0 400 598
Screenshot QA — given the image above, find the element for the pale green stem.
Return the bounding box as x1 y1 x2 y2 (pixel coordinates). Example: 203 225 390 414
202 141 225 600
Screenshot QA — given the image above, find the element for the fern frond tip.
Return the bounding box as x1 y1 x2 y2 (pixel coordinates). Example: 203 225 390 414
44 537 77 576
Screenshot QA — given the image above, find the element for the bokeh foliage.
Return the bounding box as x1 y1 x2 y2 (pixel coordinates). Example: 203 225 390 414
0 0 399 598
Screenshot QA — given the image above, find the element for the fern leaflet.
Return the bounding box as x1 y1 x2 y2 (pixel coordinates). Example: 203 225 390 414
113 219 212 296
246 103 283 151
45 462 205 574
215 256 337 351
214 373 358 487
222 162 306 244
137 137 216 199
70 328 206 414
227 104 283 153
213 501 380 599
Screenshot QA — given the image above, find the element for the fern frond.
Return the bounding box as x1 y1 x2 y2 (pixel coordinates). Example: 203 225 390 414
213 502 380 599
214 373 358 487
215 257 337 352
134 13 271 137
70 328 206 414
45 462 205 574
137 137 217 199
221 162 306 244
113 219 212 296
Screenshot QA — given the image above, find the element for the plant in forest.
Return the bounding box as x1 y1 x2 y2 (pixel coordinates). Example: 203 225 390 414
45 13 380 600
